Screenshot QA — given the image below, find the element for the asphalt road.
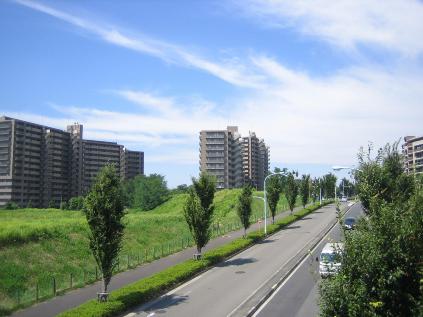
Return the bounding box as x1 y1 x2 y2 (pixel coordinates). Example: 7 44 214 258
253 202 364 317
124 203 342 317
11 203 305 317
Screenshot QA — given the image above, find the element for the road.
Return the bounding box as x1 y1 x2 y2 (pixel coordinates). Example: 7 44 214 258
254 202 363 317
11 203 307 317
125 203 342 317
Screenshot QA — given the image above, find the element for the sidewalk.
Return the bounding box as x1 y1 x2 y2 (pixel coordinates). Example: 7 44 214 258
11 204 315 317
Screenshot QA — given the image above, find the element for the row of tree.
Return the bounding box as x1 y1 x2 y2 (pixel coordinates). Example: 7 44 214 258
319 142 423 316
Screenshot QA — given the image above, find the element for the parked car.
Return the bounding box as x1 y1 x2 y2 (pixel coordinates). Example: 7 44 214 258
319 242 344 277
343 217 356 230
341 196 348 202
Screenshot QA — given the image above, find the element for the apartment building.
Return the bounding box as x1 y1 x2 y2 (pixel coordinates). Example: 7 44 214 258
199 126 269 190
0 116 144 208
403 136 423 175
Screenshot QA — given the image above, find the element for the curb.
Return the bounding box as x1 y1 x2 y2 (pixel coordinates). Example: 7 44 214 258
241 202 356 317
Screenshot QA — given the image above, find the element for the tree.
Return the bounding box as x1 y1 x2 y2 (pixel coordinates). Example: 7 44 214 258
311 177 321 203
183 173 216 258
69 196 84 210
300 174 311 208
266 175 282 224
322 173 337 199
319 142 422 316
285 173 299 214
355 142 415 212
83 164 125 296
338 177 355 198
132 174 169 210
237 185 253 237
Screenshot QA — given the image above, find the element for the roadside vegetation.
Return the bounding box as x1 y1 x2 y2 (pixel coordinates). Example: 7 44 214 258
0 187 294 315
319 142 423 316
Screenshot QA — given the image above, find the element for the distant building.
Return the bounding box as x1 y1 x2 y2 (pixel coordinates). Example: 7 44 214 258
199 126 269 190
0 116 144 208
403 136 423 175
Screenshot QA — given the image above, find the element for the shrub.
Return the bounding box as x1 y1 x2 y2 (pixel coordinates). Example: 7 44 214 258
68 196 84 210
58 201 332 317
4 202 19 210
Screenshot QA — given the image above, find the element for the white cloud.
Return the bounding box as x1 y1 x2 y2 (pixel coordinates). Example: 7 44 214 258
14 0 263 88
234 0 423 57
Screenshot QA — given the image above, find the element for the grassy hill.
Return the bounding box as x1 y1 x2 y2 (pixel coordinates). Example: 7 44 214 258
0 189 293 314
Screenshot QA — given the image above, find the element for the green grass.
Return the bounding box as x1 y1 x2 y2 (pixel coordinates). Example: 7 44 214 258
56 201 332 317
0 190 301 315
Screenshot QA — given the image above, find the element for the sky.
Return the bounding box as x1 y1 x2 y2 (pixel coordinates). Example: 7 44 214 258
1 0 423 187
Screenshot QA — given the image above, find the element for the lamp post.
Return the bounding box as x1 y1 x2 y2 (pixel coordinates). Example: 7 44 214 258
332 166 362 201
263 171 288 235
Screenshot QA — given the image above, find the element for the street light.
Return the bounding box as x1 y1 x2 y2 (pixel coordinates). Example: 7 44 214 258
263 171 288 235
332 166 362 201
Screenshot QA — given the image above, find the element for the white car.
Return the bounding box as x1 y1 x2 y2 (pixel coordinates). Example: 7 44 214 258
319 242 344 277
340 196 348 202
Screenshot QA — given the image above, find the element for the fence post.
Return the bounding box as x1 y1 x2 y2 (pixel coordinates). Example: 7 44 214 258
144 249 147 262
36 283 39 301
161 244 164 257
95 267 98 280
127 254 130 269
138 253 140 264
70 273 73 288
52 277 56 296
84 271 87 284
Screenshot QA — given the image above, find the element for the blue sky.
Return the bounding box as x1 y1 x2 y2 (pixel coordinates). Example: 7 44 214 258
1 0 423 187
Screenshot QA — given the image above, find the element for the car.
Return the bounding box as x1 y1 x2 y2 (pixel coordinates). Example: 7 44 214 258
343 217 356 230
319 242 344 277
341 196 348 202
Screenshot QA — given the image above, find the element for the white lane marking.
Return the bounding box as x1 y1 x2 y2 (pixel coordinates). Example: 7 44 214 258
226 206 340 317
252 204 357 317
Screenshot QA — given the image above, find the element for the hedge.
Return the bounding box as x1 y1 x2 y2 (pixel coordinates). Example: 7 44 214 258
58 200 333 317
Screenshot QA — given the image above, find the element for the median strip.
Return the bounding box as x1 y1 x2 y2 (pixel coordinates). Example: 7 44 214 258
58 200 333 317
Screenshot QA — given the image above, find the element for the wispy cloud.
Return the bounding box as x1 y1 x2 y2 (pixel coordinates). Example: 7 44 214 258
233 0 423 57
14 0 264 88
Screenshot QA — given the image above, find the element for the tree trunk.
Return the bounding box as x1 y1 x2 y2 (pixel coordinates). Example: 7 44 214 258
197 246 202 255
244 228 246 238
102 277 108 293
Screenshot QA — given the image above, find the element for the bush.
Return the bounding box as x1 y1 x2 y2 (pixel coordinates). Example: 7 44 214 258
4 202 19 210
58 200 332 317
68 197 84 210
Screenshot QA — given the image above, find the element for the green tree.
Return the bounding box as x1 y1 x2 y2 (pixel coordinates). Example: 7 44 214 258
322 173 337 199
319 142 422 316
83 164 125 295
311 177 321 203
69 196 84 210
300 174 311 208
285 173 299 214
266 175 282 224
355 142 415 212
237 185 253 237
132 174 169 210
183 173 216 258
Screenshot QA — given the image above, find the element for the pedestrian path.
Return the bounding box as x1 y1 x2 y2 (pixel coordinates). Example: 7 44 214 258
11 204 312 317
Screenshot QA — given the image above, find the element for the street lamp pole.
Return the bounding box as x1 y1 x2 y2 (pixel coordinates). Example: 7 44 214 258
263 171 288 235
332 165 362 201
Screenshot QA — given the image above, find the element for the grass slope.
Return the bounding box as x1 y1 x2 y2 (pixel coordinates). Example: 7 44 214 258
0 190 297 314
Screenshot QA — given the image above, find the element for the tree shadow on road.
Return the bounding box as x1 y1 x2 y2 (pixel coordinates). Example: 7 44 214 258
217 257 257 267
135 293 189 315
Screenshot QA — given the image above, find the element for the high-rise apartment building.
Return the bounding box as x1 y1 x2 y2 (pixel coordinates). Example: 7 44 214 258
199 126 269 190
0 116 144 208
403 136 423 175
